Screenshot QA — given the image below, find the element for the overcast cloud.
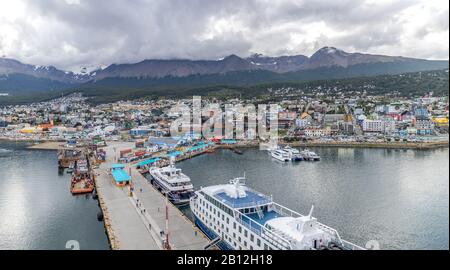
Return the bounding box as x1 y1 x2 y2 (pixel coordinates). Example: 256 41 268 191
0 0 448 72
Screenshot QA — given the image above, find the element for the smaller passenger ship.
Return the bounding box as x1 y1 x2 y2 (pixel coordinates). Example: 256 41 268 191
148 160 194 205
283 146 303 161
301 149 321 161
270 149 291 162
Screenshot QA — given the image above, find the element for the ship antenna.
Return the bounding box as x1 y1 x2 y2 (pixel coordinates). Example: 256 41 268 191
308 204 314 219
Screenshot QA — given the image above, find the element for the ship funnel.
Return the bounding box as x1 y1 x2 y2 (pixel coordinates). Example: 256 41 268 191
308 204 314 219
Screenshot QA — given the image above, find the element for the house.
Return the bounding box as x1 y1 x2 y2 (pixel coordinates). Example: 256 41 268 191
362 120 384 133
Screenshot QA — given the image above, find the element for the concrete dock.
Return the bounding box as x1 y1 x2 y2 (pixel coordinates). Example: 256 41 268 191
93 142 210 250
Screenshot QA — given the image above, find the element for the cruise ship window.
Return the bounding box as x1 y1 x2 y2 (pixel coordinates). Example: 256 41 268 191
238 237 241 242
226 217 229 224
250 246 254 250
250 234 254 242
244 230 247 237
238 226 242 233
233 233 236 238
244 241 247 247
257 239 261 247
233 222 236 229
264 244 268 250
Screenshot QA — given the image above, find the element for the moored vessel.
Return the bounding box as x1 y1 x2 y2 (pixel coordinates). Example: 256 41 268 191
301 149 321 161
270 149 291 162
148 160 194 205
190 177 364 250
283 146 304 161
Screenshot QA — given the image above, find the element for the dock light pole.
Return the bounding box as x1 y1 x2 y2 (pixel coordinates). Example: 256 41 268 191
165 192 171 250
129 168 133 197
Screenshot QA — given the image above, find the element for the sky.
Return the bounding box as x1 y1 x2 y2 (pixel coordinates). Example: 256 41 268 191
0 0 448 72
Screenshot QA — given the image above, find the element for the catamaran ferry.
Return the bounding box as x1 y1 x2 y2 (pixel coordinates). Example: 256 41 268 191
148 161 194 205
190 178 364 250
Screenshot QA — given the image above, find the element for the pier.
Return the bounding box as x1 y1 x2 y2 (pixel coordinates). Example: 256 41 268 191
92 142 210 250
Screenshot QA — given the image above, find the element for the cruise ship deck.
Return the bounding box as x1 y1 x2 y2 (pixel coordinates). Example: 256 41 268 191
242 211 282 226
214 189 271 209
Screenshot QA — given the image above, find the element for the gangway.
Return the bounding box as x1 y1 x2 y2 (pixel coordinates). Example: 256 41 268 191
204 236 222 250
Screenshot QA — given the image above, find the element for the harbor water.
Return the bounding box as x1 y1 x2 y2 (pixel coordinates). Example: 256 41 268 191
0 141 448 250
0 141 109 250
177 147 449 250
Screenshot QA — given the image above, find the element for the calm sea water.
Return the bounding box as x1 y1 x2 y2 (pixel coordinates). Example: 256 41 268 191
0 142 109 250
178 147 449 250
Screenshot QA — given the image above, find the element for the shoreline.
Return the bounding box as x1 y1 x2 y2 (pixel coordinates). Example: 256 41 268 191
222 140 449 150
285 140 449 150
1 136 447 151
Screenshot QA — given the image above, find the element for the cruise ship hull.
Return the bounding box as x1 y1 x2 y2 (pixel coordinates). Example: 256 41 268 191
192 212 233 250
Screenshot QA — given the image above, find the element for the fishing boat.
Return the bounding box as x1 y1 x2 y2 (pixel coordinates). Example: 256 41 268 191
190 177 365 250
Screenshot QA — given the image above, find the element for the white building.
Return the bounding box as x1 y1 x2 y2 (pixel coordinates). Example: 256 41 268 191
362 120 384 132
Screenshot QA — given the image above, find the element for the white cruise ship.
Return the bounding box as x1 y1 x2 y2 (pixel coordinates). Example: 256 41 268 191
149 163 194 205
270 149 291 162
190 178 364 250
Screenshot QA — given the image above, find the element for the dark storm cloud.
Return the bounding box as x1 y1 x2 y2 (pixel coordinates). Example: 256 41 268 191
0 0 448 72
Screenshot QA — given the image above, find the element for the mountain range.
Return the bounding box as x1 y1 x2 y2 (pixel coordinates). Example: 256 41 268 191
0 46 448 94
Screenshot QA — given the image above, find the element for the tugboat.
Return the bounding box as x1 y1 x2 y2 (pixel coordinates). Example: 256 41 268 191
70 158 94 195
70 171 95 194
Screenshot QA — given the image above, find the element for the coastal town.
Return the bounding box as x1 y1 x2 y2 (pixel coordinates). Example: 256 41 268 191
0 91 448 149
